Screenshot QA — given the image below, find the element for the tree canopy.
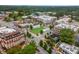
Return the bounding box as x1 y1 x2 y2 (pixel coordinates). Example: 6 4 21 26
59 29 75 45
18 41 37 54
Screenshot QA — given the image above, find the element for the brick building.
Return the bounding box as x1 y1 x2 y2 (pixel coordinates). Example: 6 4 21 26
0 27 25 49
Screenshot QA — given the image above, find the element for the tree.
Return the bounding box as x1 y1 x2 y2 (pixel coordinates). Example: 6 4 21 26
45 35 47 39
55 12 64 18
49 25 54 29
59 29 75 45
40 30 43 34
4 17 11 22
27 31 31 38
30 40 36 48
39 40 43 47
34 13 39 16
49 13 53 16
75 42 79 47
18 11 24 16
47 48 52 54
30 25 33 30
46 39 55 48
6 47 21 54
68 19 72 23
49 25 52 29
18 41 36 54
43 42 47 50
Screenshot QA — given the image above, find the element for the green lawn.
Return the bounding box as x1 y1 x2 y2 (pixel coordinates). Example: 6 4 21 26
6 42 37 54
31 26 44 34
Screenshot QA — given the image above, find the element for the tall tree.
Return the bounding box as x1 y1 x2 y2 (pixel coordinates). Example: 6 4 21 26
59 29 75 45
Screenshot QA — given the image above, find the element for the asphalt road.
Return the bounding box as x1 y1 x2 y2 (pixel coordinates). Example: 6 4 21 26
28 31 48 54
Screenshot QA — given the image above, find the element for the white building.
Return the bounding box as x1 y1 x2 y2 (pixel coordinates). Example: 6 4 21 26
59 43 79 54
32 15 57 24
39 15 57 24
22 16 28 19
55 22 79 32
56 17 71 24
33 24 40 28
0 27 16 34
43 28 50 32
18 23 32 28
55 16 79 32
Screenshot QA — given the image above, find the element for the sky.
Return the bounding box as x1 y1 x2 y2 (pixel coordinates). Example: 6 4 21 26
0 0 79 6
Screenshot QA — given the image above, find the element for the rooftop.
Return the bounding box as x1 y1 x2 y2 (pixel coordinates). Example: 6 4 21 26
0 27 22 40
55 17 79 32
0 27 16 34
59 43 79 54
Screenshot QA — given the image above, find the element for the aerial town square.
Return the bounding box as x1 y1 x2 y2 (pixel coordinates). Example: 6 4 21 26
0 6 79 54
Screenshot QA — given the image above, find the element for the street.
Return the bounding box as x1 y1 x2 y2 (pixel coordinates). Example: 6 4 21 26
28 31 48 54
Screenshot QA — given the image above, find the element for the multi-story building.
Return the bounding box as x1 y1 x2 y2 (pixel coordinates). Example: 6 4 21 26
55 16 79 32
31 15 57 24
59 43 79 54
0 27 25 49
0 14 5 20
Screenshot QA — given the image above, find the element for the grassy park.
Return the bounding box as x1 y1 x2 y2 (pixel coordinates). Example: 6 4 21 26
31 26 44 34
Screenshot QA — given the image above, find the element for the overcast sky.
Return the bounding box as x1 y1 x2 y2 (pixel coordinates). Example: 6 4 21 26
0 0 79 6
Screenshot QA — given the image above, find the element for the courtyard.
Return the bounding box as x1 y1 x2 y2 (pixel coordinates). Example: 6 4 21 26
31 26 44 35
